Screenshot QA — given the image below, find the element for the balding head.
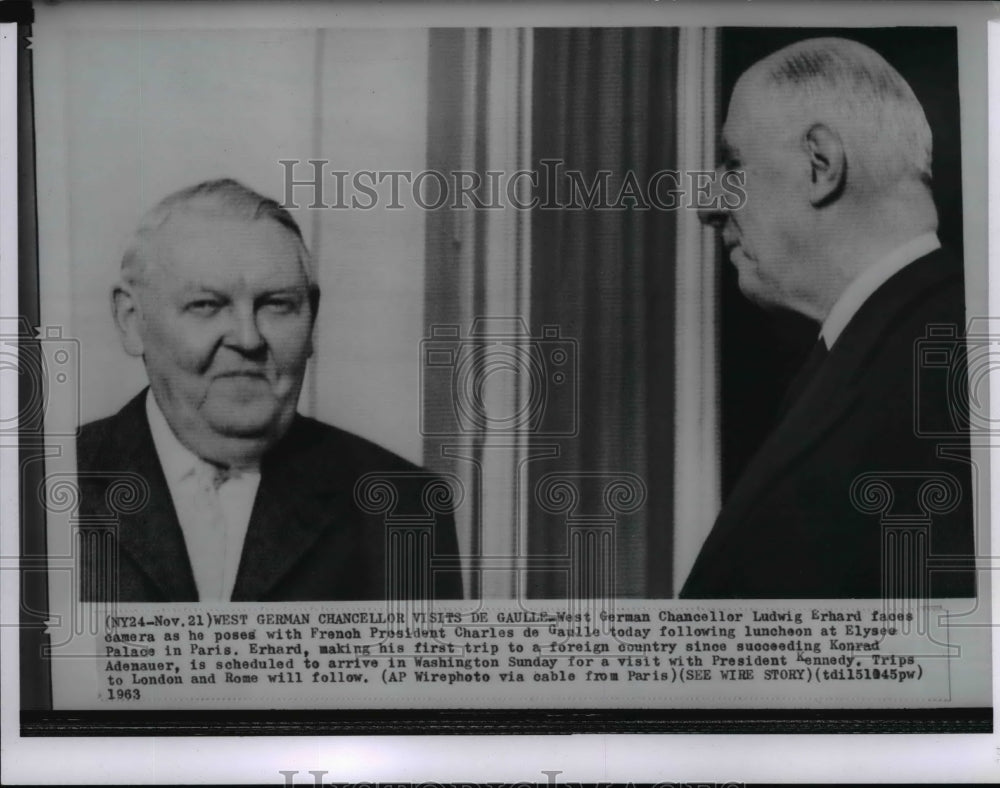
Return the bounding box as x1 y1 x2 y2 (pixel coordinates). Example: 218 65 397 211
121 178 315 288
739 37 932 189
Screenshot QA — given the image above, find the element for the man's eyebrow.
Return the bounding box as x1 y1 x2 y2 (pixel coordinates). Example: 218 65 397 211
258 283 311 293
259 291 301 298
253 286 312 301
177 284 225 295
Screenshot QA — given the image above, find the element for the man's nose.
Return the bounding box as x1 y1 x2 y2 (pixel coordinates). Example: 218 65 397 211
226 304 266 353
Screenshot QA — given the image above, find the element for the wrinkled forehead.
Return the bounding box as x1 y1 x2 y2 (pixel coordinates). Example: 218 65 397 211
145 213 311 287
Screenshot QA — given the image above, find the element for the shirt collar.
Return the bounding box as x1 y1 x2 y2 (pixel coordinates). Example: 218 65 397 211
145 390 209 484
820 232 941 349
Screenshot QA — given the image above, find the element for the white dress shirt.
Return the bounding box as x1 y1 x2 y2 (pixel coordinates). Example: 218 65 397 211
145 391 261 602
820 232 941 349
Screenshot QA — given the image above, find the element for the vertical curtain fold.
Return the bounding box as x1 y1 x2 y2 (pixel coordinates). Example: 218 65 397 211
423 28 683 599
528 28 679 598
424 29 482 597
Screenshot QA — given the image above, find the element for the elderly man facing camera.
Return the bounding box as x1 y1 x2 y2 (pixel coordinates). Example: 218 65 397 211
77 179 462 602
682 38 975 598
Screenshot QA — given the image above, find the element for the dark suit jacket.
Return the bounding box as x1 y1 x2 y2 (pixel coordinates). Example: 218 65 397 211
681 248 975 598
76 390 463 602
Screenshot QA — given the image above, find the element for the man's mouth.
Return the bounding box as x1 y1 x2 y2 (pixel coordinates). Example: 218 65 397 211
215 370 269 380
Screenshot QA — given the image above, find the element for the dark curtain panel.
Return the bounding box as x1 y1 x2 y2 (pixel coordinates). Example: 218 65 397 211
528 28 679 598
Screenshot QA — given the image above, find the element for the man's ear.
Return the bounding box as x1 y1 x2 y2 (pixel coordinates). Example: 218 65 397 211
111 282 145 357
804 123 846 207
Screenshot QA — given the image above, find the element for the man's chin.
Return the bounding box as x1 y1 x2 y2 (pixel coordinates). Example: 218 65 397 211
735 267 767 305
203 402 285 440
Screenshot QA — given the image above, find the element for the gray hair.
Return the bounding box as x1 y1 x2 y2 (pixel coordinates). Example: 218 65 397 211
756 37 932 186
120 178 315 285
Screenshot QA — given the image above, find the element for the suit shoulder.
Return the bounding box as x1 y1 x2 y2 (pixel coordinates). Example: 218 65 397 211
77 391 148 471
850 252 965 373
285 416 427 475
903 249 965 321
880 268 965 356
77 411 123 470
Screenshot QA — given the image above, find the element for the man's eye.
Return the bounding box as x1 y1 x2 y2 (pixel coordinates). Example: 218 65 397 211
187 300 222 314
260 297 300 314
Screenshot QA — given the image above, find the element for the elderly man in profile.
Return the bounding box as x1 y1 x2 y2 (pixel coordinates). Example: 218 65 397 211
77 179 462 602
682 38 975 598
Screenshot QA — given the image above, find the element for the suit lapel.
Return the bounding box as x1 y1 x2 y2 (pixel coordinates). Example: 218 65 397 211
698 250 962 564
230 417 356 600
106 391 199 601
694 339 865 565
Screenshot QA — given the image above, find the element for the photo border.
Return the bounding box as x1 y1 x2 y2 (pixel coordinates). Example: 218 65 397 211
3 0 997 783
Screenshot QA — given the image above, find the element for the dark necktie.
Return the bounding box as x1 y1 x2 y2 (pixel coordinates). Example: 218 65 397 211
775 336 829 420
